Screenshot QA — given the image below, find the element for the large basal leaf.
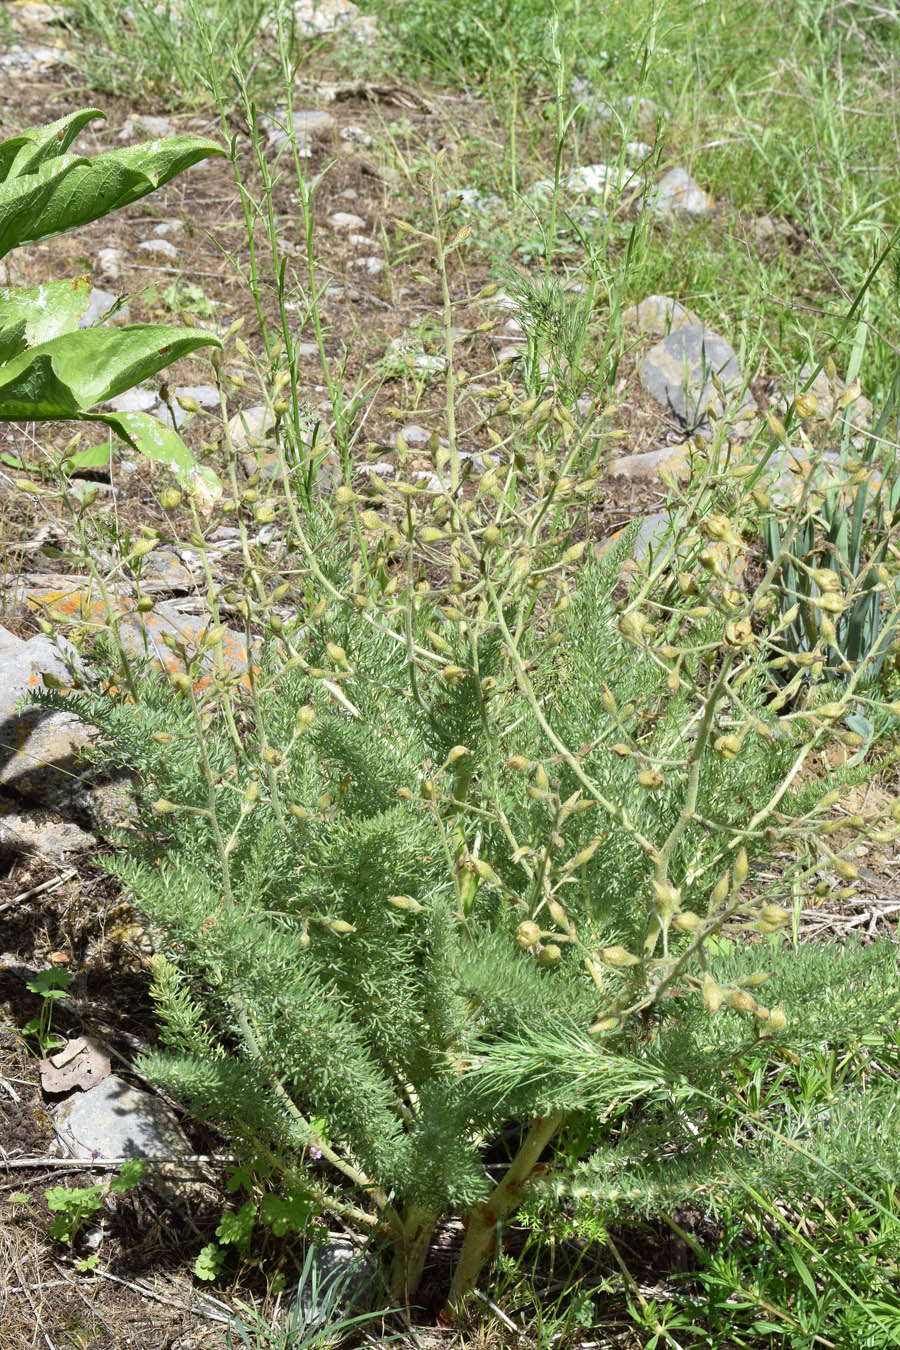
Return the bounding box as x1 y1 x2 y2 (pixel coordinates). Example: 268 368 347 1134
0 324 221 417
0 109 106 186
89 410 222 508
0 275 92 357
0 136 225 258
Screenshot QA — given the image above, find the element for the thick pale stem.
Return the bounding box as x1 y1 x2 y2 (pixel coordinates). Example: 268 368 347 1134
389 1202 441 1304
447 1112 563 1308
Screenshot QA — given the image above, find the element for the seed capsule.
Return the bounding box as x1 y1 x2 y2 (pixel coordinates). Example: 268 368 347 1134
733 848 749 885
600 945 639 968
702 974 724 1013
674 910 700 933
516 921 541 947
715 734 740 759
538 943 562 966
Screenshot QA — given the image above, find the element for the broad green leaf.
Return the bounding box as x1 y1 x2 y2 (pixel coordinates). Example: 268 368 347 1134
0 324 221 416
91 409 222 507
0 136 225 257
62 443 112 474
0 110 106 185
0 275 92 354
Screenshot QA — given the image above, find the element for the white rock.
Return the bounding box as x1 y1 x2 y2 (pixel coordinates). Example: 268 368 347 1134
120 114 175 140
95 247 124 282
349 256 384 275
340 123 373 146
329 211 366 231
107 388 158 414
565 163 642 196
136 238 178 261
645 167 713 218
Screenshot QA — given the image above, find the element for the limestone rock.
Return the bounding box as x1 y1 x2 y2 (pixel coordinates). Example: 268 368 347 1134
119 114 176 140
95 247 124 282
136 238 178 262
645 167 713 218
329 211 366 231
608 445 691 482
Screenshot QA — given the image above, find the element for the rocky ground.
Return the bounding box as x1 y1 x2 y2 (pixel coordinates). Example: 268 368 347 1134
1 1 898 1346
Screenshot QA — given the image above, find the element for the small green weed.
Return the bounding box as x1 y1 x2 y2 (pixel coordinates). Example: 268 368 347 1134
22 967 73 1054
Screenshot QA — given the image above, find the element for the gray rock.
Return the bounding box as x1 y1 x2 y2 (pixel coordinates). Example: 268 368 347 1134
0 44 73 72
395 424 430 446
287 0 377 40
228 404 276 451
53 1074 191 1160
137 548 197 594
329 211 365 231
639 325 756 435
14 2 73 25
645 167 713 218
289 1238 375 1336
0 797 95 859
95 248 124 282
0 707 92 806
173 383 219 410
152 220 183 237
338 187 359 200
625 295 700 337
625 140 654 161
136 238 178 262
115 602 258 677
0 628 82 722
596 511 677 572
51 1073 204 1202
496 345 523 364
79 287 128 328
